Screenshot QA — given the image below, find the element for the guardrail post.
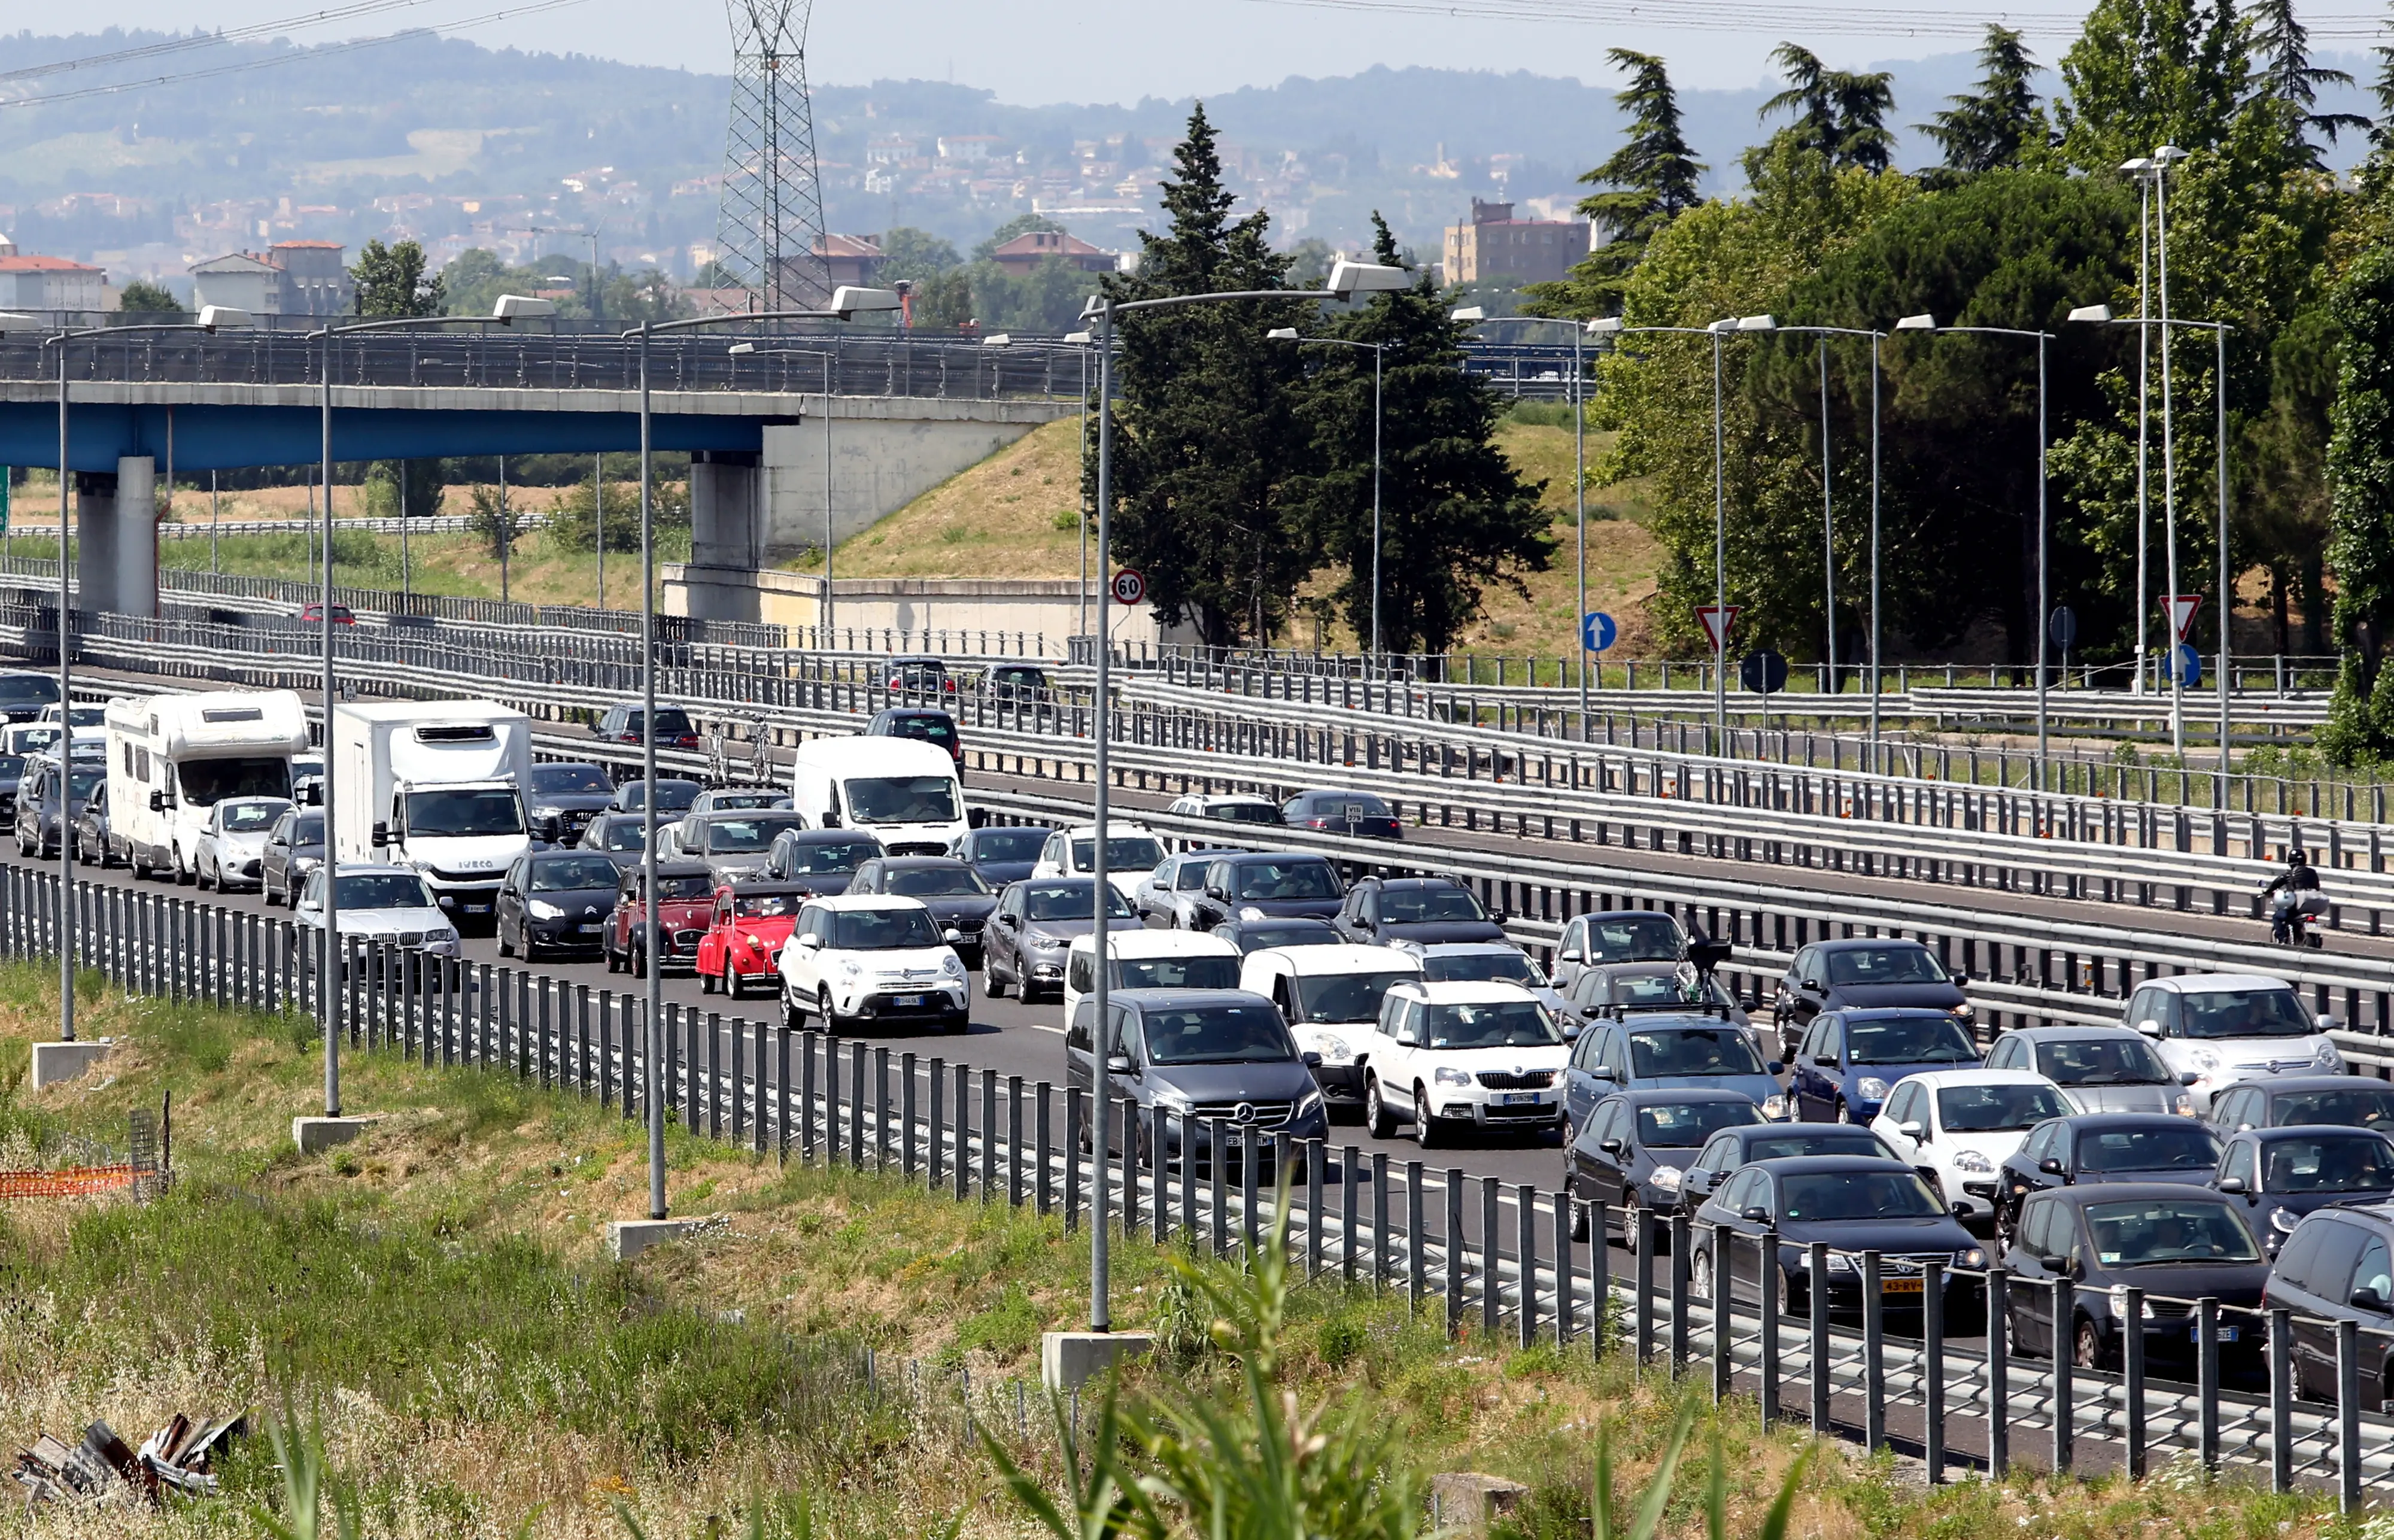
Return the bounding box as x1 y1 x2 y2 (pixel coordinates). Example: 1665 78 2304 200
1637 1221 1657 1371
776 1028 792 1163
1374 1153 1391 1284
1033 1081 1052 1212
1005 1074 1023 1206
1922 1259 1945 1484
2339 1317 2362 1514
1445 1169 1465 1337
1342 1146 1360 1280
1861 1251 1885 1451
1709 1220 1730 1404
2051 1277 2073 1474
952 1061 970 1196
1985 1265 2009 1477
1062 1086 1081 1231
2197 1296 2221 1471
1180 1114 1198 1244
1669 1211 1690 1375
2122 1284 2146 1478
1482 1178 1503 1335
1518 1183 1539 1348
806 1034 824 1162
856 1044 876 1172
2269 1306 2293 1493
1210 1121 1228 1256
1241 1125 1260 1255
1588 1202 1609 1357
1551 1190 1570 1347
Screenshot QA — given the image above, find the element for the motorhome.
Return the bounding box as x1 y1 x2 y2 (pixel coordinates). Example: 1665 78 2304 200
332 700 534 929
788 736 967 855
104 690 309 880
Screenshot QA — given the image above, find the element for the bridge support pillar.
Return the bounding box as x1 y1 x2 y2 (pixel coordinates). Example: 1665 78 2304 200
679 452 763 624
75 455 157 619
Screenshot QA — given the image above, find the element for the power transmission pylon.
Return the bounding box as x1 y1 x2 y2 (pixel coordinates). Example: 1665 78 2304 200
715 0 831 311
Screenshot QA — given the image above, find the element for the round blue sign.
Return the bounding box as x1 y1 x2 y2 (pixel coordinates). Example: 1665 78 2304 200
1581 611 1617 653
2165 642 2203 687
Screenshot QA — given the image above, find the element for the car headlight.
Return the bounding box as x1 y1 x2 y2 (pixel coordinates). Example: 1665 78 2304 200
1953 1150 1994 1174
2171 1092 2195 1116
941 953 966 977
1296 1091 1324 1120
294 855 321 872
429 928 458 944
838 959 862 978
2110 1285 2157 1319
1152 1087 1192 1114
2193 1049 2221 1073
1824 1252 1855 1273
1855 1077 1889 1101
1238 906 1268 920
1955 1247 1986 1269
1313 1034 1354 1065
532 806 561 820
1649 1165 1683 1193
1433 1066 1474 1088
1952 1003 1975 1019
528 899 563 919
1761 1094 1790 1120
2316 1040 2344 1068
1030 935 1064 952
2270 1206 2301 1234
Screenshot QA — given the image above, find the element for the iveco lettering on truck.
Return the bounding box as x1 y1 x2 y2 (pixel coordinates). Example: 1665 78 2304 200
788 737 967 855
105 689 309 882
332 700 533 929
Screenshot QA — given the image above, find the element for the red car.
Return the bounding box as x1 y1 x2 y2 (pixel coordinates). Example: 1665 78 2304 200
604 859 715 976
301 602 357 625
696 881 813 999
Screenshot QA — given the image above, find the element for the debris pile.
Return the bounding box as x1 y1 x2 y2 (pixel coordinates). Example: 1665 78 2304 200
11 1412 244 1507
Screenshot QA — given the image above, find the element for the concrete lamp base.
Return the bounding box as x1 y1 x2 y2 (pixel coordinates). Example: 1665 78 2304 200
291 1116 375 1155
607 1218 710 1262
1040 1331 1155 1392
29 1040 112 1090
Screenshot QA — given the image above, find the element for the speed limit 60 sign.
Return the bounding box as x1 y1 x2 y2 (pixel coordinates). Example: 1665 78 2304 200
1111 567 1146 606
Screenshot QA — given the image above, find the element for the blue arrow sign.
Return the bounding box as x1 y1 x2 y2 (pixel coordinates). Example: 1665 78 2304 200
1581 611 1617 653
2165 642 2203 687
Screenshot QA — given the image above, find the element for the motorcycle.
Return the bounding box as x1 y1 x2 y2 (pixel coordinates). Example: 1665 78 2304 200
2267 885 2328 949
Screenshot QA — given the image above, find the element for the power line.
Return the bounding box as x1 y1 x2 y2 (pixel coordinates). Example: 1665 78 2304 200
0 0 449 87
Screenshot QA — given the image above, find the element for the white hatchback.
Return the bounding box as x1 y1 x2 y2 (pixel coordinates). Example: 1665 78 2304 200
779 893 969 1034
2123 973 2344 1112
1031 822 1165 901
1360 980 1572 1147
1869 1068 2073 1222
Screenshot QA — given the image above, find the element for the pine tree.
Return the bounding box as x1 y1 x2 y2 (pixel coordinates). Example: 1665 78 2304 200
2246 0 2368 163
1921 26 2049 175
1761 45 1896 172
1287 214 1554 656
1100 104 1319 647
1523 50 1706 317
2322 235 2394 763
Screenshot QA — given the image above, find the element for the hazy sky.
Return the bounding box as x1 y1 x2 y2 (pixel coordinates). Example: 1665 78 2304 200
44 0 2034 101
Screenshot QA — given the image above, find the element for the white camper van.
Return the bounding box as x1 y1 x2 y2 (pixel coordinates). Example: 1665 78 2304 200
331 700 533 929
104 690 309 881
788 737 967 855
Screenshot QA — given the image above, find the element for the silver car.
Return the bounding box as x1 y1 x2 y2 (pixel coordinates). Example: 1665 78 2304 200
196 795 293 893
1982 1025 2195 1116
1134 849 1239 928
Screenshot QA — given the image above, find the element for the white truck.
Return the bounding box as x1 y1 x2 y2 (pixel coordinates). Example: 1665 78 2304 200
331 700 534 930
104 689 310 882
788 736 967 856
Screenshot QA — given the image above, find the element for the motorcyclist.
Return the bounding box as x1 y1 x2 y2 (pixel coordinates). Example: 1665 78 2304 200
2262 849 2323 943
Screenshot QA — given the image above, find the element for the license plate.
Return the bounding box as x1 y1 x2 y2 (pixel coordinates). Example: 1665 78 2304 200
464 903 492 915
894 995 923 1007
1500 1092 1541 1106
1880 1276 1924 1295
578 923 601 934
2199 1324 2240 1343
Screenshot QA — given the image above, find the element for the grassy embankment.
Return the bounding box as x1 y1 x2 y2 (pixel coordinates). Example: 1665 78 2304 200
0 967 2357 1538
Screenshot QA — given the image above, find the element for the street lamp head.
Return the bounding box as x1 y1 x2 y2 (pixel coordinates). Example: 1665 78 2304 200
1586 316 1625 335
0 312 46 333
2153 144 2189 164
196 305 253 332
828 285 902 318
1063 330 1092 345
2119 156 2155 174
1450 305 1487 322
493 294 557 323
982 332 1013 347
1894 313 1937 332
1078 296 1105 321
727 341 757 355
1325 259 1411 296
1265 326 1302 340
2067 303 2115 324
1737 314 1778 332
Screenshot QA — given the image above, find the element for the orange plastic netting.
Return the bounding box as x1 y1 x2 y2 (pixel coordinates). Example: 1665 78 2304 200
0 1165 142 1198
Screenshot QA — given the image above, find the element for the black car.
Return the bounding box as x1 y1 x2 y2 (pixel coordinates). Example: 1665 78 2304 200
1775 937 1973 1045
1333 876 1506 947
1281 789 1402 840
950 825 1051 887
524 761 616 846
1564 1089 1766 1245
496 849 624 960
884 656 955 698
262 807 326 906
764 828 885 894
682 809 812 886
1184 851 1347 931
848 856 998 965
2214 1126 2394 1253
2260 1205 2394 1402
0 753 23 826
984 663 1050 703
609 777 704 815
72 780 113 867
1689 1155 1986 1322
1210 916 1344 956
1065 988 1330 1168
2003 1184 2268 1371
0 671 59 724
581 811 652 865
2205 1075 2394 1135
1994 1114 2225 1241
1681 1122 1895 1202
986 876 1142 1002
594 704 700 749
865 707 964 771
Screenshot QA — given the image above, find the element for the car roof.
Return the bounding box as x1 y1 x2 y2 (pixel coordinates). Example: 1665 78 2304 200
2006 1025 2147 1040
1068 929 1235 957
720 880 822 898
1831 1006 1965 1020
2249 1125 2394 1143
1184 793 1274 806
878 854 971 868
1411 941 1525 957
1231 916 1337 931
1894 1068 2055 1091
2032 1181 2246 1207
1744 1155 1916 1176
530 846 615 861
1724 1122 1879 1141
2048 1111 2206 1131
1217 848 1332 864
807 893 934 911
1254 943 1419 975
1113 988 1276 1011
1817 937 1933 952
2255 1076 2368 1095
2153 973 2295 993
1376 876 1463 889
1603 1087 1763 1107
329 861 429 879
634 860 712 879
1391 980 1538 1005
782 827 876 842
877 707 955 722
1613 1014 1746 1032
1059 822 1156 837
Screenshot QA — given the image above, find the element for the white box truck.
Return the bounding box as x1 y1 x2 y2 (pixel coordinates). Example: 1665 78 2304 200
104 689 310 882
332 700 533 929
788 736 968 855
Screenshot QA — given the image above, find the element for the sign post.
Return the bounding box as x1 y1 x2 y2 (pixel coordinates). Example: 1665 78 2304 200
1695 605 1739 755
1740 649 1788 726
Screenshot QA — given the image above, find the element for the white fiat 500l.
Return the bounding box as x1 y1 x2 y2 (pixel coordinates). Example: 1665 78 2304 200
1360 980 1573 1146
2123 973 2344 1112
778 894 969 1033
1869 1068 2073 1222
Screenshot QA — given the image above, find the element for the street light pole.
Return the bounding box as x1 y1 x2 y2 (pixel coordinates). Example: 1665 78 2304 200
2124 156 2156 697
2154 145 2189 756
1266 329 1386 659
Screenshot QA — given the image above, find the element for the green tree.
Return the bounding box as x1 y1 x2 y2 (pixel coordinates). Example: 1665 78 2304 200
876 227 961 283
2246 0 2368 164
1287 214 1553 655
1102 102 1317 647
364 459 446 522
1524 49 1706 317
1921 26 2049 177
910 269 975 330
1760 45 1897 173
115 279 183 314
971 212 1064 262
2322 229 2394 761
350 238 443 318
2053 0 2249 171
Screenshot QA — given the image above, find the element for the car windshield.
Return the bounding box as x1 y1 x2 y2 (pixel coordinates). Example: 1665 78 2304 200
707 792 780 810
1422 952 1544 987
886 866 992 897
1231 859 1342 900
1421 1000 1558 1049
1292 794 1392 822
1844 1014 1978 1065
2077 1124 2223 1172
884 715 956 745
1584 913 1684 963
406 787 522 837
2035 1035 2174 1086
1743 1131 1886 1162
1208 802 1284 825
531 855 621 892
1935 1083 2071 1133
333 873 434 910
65 770 101 801
1381 886 1488 924
780 837 879 874
620 781 701 812
0 675 57 707
594 821 646 852
1637 1100 1764 1148
648 875 713 901
530 764 610 795
1235 922 1341 952
1780 1170 1945 1220
0 755 22 780
2180 987 2316 1039
178 755 291 806
1071 836 1166 870
704 815 807 853
970 828 1049 862
1140 1004 1296 1065
219 800 285 833
831 907 941 948
1611 970 1735 1009
289 814 324 845
1292 970 1417 1024
1629 1028 1767 1078
846 774 961 825
1024 882 1136 922
2264 1135 2394 1192
734 893 803 920
12 727 60 755
2269 1087 2394 1129
1173 861 1215 891
1115 955 1241 991
2085 1198 2261 1265
1825 946 1951 986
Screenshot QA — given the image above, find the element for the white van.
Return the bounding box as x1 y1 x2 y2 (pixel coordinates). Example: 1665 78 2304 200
1031 822 1166 901
1239 943 1424 1114
788 736 966 856
1064 928 1242 1023
332 700 534 928
105 689 309 881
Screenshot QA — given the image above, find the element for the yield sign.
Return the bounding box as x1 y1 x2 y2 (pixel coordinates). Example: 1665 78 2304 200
1696 605 1740 655
2164 594 2204 643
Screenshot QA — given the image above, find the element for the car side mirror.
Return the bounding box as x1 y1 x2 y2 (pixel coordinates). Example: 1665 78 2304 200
2217 1176 2248 1195
1559 947 1582 964
2037 1253 2068 1272
1803 979 1824 993
2038 1156 2064 1176
2137 1019 2165 1038
1739 1205 1769 1223
1955 973 1972 988
1104 1053 1134 1076
1766 1061 1785 1076
999 912 1019 928
147 789 163 813
1589 1065 1615 1082
373 822 394 848
2181 1072 2201 1086
2320 1014 2345 1033
1301 1051 1323 1068
1897 1120 1925 1138
1563 1022 1582 1041
1684 1168 1718 1196
1206 885 1229 902
798 934 822 949
1599 1137 1624 1156
2353 1286 2387 1313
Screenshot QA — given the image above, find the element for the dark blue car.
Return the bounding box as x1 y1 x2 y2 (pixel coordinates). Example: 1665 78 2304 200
1789 1009 1979 1123
1563 1012 1787 1130
1689 1155 1986 1322
1182 851 1347 931
949 824 1053 888
2214 1125 2394 1253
